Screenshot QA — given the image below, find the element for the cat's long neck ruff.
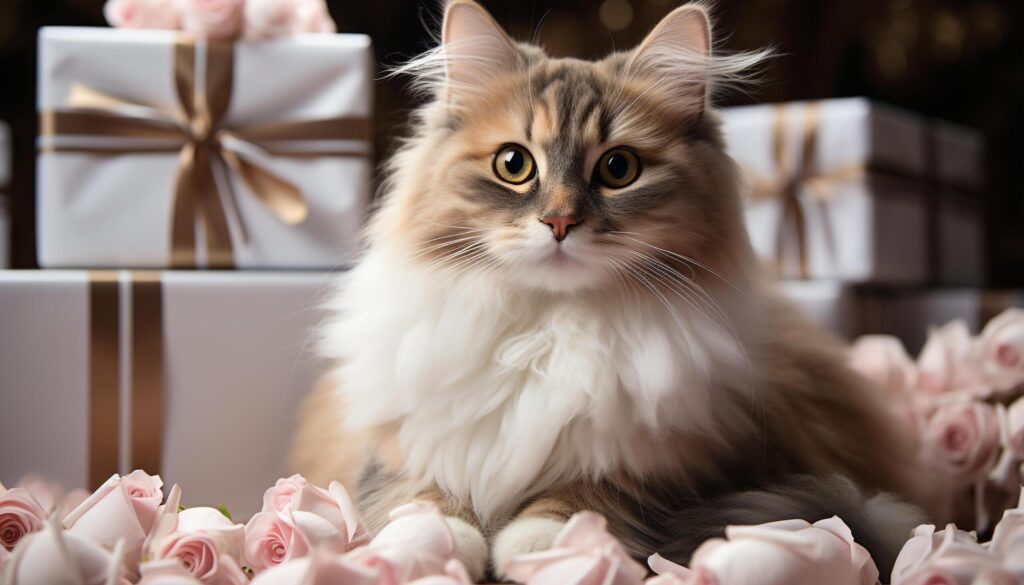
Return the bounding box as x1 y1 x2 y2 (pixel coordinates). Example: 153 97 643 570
324 240 761 522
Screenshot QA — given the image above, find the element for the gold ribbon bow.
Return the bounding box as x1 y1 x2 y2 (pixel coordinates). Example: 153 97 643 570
41 38 370 268
747 103 865 279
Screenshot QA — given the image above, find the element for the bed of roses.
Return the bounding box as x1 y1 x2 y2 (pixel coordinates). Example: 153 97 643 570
1 470 1023 585
848 308 1024 532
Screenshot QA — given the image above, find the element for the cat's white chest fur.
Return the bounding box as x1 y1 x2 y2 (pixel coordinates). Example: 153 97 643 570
322 248 750 521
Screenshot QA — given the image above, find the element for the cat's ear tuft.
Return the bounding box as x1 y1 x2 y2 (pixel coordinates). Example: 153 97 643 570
628 4 712 115
442 0 519 104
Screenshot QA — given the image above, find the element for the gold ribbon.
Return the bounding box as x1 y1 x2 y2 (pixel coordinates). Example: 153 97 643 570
747 103 865 279
41 38 371 268
130 272 164 475
88 271 121 489
88 272 166 488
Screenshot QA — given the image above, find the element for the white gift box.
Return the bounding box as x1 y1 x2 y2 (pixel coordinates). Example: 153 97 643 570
37 27 373 269
721 98 929 284
0 270 331 517
930 121 985 286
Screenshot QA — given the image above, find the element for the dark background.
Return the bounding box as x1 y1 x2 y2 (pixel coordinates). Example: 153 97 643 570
1 0 1021 283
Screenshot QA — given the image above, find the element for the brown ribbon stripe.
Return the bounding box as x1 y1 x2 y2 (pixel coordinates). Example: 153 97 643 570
130 272 164 475
88 271 121 490
88 272 167 486
40 37 371 268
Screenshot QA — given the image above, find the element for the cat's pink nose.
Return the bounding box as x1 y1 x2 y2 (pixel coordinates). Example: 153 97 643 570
540 215 578 242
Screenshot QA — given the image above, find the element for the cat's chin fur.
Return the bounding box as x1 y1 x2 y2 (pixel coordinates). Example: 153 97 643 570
321 240 758 523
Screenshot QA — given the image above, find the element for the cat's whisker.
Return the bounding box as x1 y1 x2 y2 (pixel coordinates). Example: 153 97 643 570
416 220 493 233
422 241 489 273
622 249 739 339
608 231 749 299
406 234 487 262
615 258 688 332
427 244 493 281
625 251 718 325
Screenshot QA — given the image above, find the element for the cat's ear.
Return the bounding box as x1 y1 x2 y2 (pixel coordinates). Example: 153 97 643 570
627 4 712 115
442 0 519 104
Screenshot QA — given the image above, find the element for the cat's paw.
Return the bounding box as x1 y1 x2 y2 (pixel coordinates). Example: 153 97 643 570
444 516 488 582
491 517 566 580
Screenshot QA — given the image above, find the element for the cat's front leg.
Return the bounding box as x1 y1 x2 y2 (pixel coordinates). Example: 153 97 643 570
411 487 488 581
491 491 579 580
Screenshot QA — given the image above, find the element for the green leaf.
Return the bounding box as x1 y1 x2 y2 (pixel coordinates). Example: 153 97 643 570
217 503 232 521
177 505 186 513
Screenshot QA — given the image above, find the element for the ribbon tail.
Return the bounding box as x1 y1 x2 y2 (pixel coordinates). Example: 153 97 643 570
170 143 199 268
220 147 309 226
776 191 810 279
194 145 235 268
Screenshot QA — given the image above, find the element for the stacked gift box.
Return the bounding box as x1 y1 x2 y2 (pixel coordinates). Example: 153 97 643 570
719 98 1020 351
0 22 373 517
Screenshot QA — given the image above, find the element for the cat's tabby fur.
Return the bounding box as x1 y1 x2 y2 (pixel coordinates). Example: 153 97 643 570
291 1 928 580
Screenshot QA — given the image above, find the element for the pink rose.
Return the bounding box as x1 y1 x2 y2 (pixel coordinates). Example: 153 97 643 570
249 549 380 585
849 335 918 393
2 516 128 584
0 485 47 553
503 511 647 585
246 478 368 572
921 401 1000 488
245 512 297 572
146 488 247 585
917 321 978 394
243 0 335 39
891 524 997 585
176 0 243 40
347 503 463 583
105 0 182 29
978 309 1024 394
662 516 879 585
64 470 163 573
152 533 247 585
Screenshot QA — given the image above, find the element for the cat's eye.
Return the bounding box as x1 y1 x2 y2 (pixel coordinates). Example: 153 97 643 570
596 148 641 189
493 144 536 185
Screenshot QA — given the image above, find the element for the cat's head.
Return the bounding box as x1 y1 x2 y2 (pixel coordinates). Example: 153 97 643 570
372 0 768 294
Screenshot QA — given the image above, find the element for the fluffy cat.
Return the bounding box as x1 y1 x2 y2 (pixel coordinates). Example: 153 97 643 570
291 1 927 581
